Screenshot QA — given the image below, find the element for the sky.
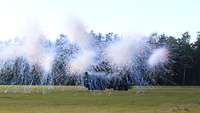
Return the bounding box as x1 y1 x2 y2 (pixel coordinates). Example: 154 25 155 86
0 0 200 41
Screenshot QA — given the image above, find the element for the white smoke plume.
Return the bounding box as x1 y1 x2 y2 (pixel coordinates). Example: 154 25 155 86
147 47 169 67
105 35 148 67
66 18 96 74
0 42 23 62
40 53 55 72
70 50 95 74
65 17 90 48
0 23 55 73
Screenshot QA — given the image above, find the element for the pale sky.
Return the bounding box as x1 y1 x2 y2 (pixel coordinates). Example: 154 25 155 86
0 0 200 41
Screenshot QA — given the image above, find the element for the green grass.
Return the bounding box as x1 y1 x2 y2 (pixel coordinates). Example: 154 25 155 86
0 86 200 113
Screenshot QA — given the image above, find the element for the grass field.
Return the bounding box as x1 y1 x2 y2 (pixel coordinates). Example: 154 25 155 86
0 86 200 113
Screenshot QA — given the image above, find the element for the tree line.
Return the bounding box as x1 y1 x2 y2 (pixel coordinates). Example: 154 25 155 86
0 31 199 90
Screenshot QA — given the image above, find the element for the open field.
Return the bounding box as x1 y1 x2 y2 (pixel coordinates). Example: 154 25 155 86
0 86 200 113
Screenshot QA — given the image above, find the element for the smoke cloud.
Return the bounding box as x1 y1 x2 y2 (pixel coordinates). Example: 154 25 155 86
147 47 169 67
105 35 148 67
0 23 55 73
0 18 170 81
66 18 96 74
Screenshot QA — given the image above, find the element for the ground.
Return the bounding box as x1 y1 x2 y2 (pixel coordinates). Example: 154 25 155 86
0 86 199 113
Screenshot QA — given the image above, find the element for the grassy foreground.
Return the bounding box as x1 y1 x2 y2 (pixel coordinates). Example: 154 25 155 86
0 86 200 113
